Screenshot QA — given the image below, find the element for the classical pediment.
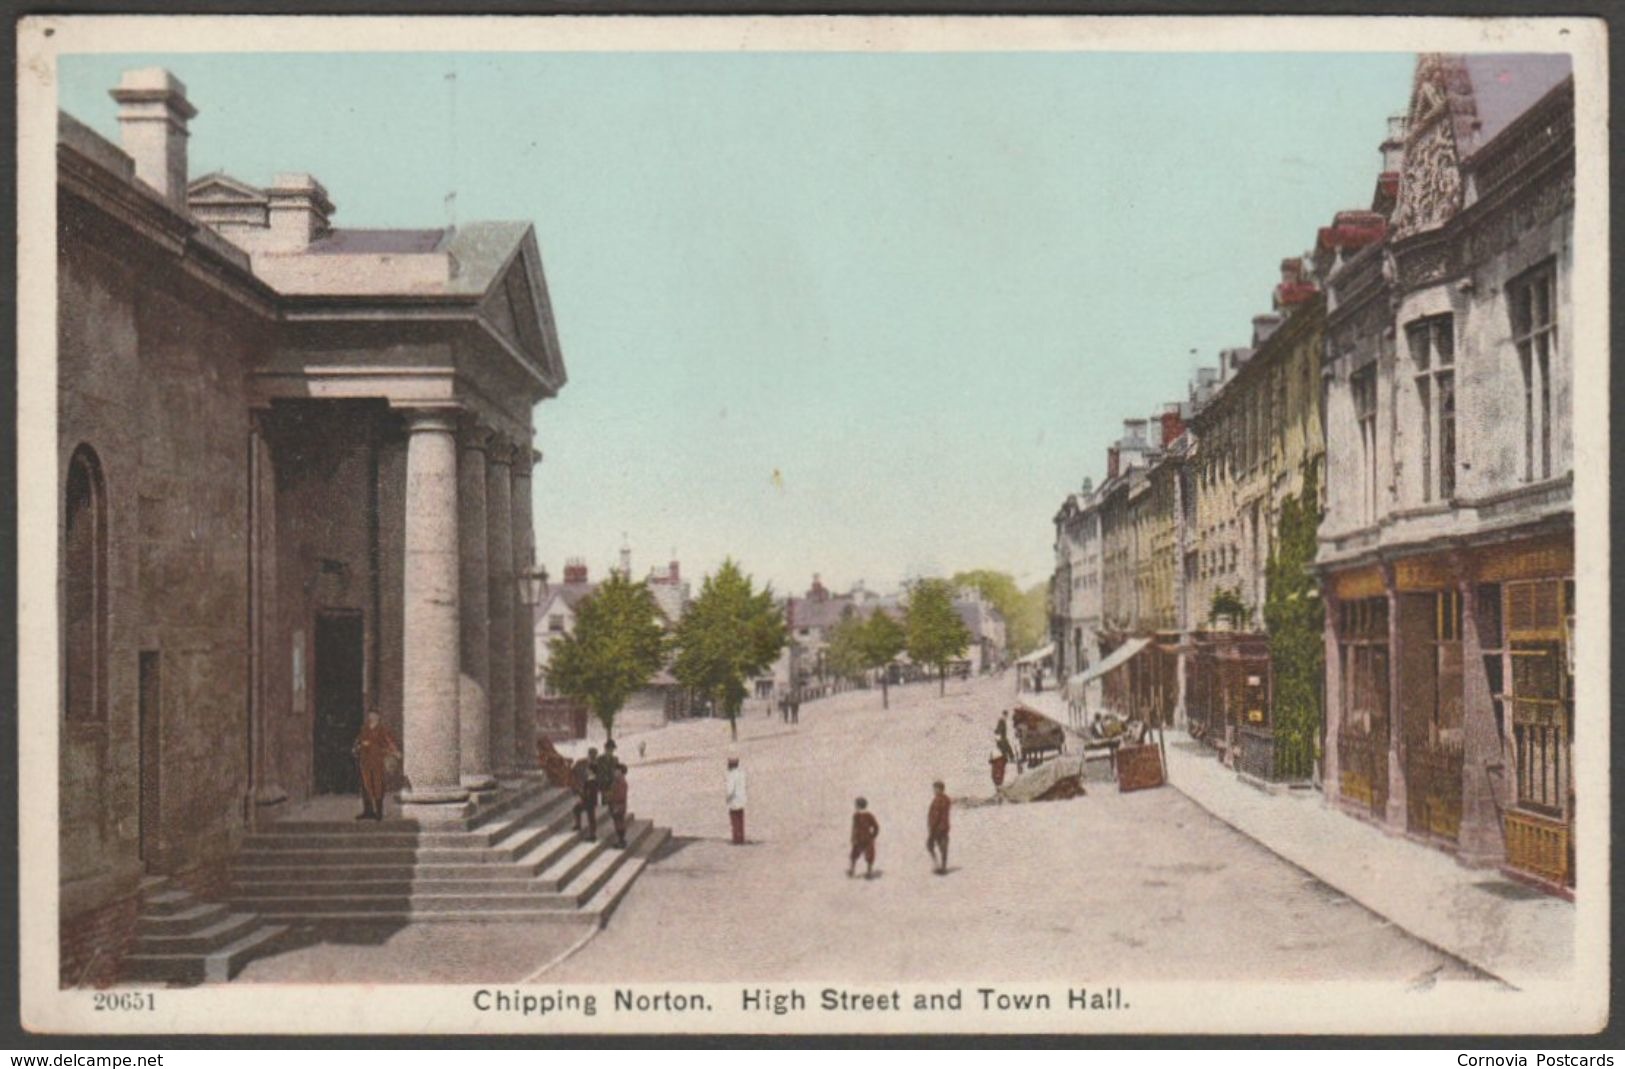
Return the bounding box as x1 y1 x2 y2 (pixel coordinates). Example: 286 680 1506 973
187 171 268 205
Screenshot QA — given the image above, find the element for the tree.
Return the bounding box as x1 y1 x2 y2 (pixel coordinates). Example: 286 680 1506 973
950 568 1045 656
671 559 787 741
543 573 667 744
1264 465 1325 781
860 609 907 709
824 608 869 684
905 578 972 696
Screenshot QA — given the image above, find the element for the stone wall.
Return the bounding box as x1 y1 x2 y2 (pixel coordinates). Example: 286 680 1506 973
58 193 266 961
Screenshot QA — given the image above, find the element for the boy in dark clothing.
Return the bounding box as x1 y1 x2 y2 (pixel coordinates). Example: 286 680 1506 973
607 762 630 848
572 747 599 840
848 797 880 879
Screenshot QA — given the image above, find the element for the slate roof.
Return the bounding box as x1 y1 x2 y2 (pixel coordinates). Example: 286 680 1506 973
307 228 447 255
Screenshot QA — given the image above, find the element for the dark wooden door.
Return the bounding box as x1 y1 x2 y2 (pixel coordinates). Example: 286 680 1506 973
313 613 365 795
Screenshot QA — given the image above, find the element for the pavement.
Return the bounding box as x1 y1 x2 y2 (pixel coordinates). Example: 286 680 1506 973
544 675 1480 985
1018 690 1575 990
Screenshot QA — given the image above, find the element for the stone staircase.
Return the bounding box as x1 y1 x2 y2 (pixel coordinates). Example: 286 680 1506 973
120 877 288 985
229 779 670 925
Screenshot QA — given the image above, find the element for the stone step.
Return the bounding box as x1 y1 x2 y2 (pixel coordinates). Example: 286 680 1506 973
122 923 288 985
234 801 578 869
137 901 232 936
579 826 671 925
133 912 262 956
234 874 555 897
259 781 553 835
553 822 656 907
140 888 195 917
243 789 572 850
234 890 580 914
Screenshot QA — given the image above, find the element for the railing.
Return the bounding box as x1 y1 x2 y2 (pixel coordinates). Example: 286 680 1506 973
1238 725 1314 783
1405 740 1463 842
1337 729 1384 814
1505 809 1571 887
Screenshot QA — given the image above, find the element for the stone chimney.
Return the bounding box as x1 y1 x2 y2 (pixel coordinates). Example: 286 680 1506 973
1251 314 1283 347
563 557 588 584
1123 419 1147 446
110 68 196 209
1159 403 1185 447
1107 447 1121 481
668 561 681 582
265 173 334 251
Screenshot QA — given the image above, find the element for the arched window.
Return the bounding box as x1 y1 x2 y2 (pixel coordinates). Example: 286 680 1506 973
64 445 107 723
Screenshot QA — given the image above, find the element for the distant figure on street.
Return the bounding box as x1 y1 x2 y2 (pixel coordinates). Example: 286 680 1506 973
994 712 1015 765
572 746 600 840
351 710 401 821
607 762 630 849
790 694 801 725
927 781 951 874
725 756 747 845
1034 666 1045 693
848 797 880 879
637 740 647 762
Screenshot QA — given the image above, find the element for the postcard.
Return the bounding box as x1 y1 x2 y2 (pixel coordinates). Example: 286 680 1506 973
15 13 1610 1036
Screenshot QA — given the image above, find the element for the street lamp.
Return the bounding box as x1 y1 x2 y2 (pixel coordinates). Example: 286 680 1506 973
520 565 549 609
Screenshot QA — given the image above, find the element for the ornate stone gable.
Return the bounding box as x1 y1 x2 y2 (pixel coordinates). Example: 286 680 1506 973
1392 54 1476 240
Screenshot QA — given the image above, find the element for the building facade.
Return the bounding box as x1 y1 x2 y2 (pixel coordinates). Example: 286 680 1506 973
58 69 566 982
1316 54 1575 891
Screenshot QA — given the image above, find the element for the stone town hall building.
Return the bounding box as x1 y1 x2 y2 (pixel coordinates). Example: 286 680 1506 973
58 69 566 980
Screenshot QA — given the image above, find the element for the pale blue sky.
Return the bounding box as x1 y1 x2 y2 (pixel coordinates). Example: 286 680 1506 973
60 51 1413 595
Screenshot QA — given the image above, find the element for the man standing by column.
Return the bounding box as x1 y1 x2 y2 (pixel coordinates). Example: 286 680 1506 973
725 756 747 845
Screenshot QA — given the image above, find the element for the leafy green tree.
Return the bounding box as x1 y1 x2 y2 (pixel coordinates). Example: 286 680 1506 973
671 559 787 741
1264 465 1325 781
860 609 907 709
824 608 869 684
905 578 972 696
544 573 667 744
950 568 1046 656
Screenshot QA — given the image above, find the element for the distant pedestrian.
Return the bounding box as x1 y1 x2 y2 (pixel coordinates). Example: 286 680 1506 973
725 757 747 845
927 781 951 874
572 746 599 840
607 763 630 849
351 710 401 821
790 694 801 725
994 712 1015 765
848 797 880 879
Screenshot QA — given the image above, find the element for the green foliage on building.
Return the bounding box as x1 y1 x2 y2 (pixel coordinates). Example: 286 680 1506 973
544 572 668 743
671 558 787 741
1263 464 1325 780
1209 587 1249 627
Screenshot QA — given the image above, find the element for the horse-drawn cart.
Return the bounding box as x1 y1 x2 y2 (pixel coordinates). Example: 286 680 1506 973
1011 704 1067 768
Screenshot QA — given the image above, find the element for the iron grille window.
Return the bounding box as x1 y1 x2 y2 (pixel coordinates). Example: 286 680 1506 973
1509 260 1557 482
1504 579 1571 817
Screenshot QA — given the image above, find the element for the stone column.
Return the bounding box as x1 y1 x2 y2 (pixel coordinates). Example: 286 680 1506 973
399 409 469 818
1382 564 1408 830
456 419 496 793
485 439 517 778
510 448 539 773
1456 569 1506 866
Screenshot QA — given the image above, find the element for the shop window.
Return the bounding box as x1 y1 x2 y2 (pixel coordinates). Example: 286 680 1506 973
1509 261 1557 483
64 445 107 724
1504 579 1572 818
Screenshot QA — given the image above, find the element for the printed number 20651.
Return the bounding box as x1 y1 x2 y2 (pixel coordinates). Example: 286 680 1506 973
93 992 155 1011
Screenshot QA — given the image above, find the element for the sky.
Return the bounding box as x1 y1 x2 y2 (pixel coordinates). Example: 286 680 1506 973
60 49 1414 597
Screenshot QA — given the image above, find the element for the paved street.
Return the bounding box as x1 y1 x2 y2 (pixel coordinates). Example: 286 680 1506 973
548 676 1481 984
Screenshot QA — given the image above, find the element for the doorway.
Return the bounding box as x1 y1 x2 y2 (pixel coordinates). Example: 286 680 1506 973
313 612 365 795
138 651 161 869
